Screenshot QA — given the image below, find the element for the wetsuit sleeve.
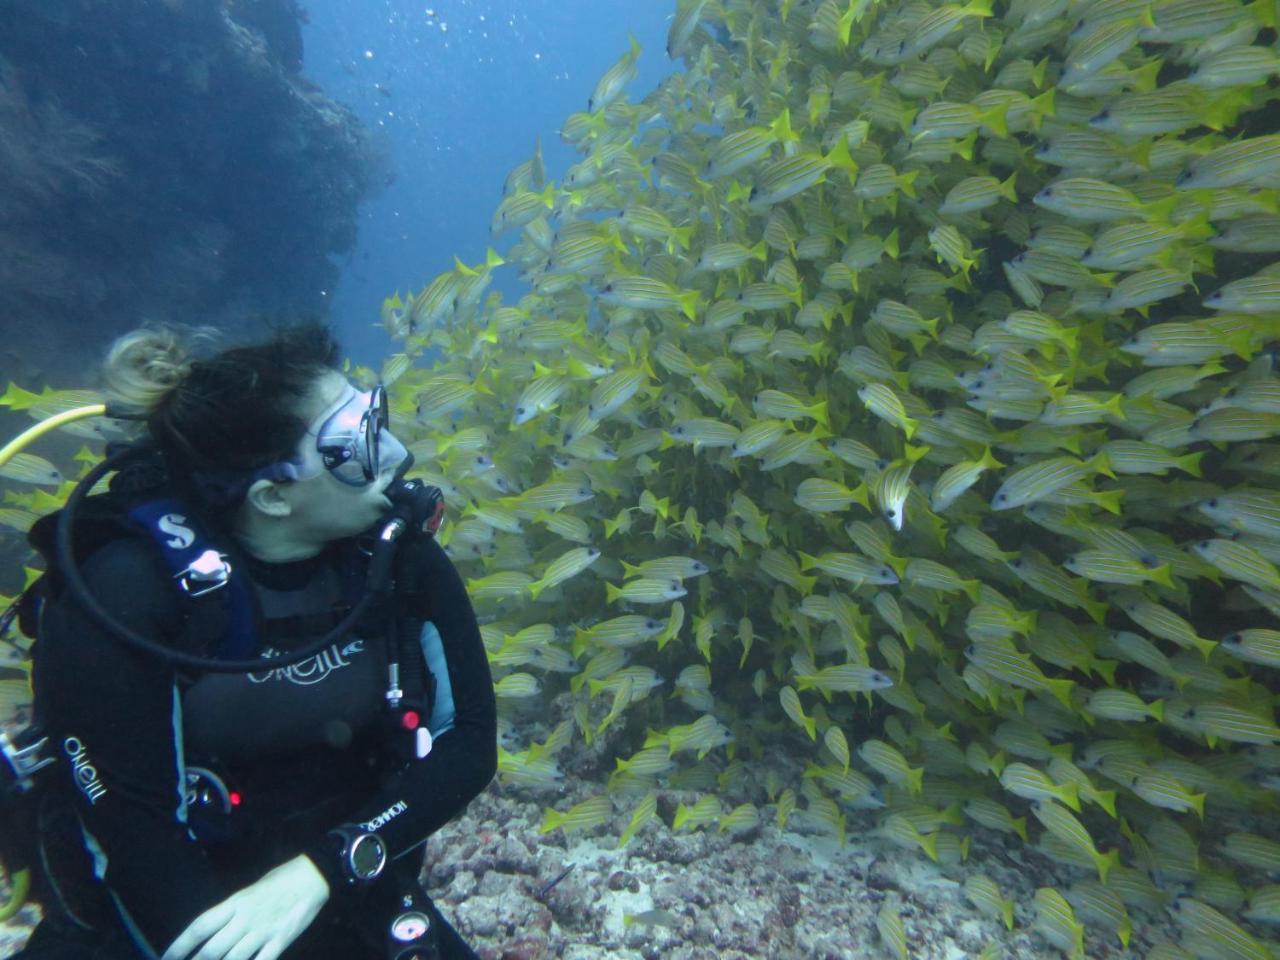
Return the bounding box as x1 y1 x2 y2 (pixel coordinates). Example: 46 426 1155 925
301 536 496 886
33 537 228 954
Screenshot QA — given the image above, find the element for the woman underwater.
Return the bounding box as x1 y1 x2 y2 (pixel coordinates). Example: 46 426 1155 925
16 323 497 959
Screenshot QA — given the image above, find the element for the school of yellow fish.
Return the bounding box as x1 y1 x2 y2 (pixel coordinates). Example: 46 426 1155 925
4 0 1280 956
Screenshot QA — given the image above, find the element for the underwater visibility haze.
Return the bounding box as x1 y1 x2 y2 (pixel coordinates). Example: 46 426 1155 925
4 0 1280 957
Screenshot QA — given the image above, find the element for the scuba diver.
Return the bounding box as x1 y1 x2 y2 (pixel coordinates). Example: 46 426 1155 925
3 322 497 959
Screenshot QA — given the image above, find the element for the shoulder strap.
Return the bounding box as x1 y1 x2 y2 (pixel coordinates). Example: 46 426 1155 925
125 499 259 660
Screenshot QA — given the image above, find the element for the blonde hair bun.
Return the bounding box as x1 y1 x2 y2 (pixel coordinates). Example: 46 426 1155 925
101 325 219 417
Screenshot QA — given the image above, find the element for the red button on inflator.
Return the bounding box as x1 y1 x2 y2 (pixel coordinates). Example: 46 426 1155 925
400 711 420 730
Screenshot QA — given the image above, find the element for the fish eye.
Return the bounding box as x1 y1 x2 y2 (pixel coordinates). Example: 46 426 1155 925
886 508 897 519
1206 498 1218 507
1093 110 1109 121
516 407 526 416
995 494 1007 503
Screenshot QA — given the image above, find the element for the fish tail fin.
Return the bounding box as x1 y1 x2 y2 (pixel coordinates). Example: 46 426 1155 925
1084 597 1110 624
605 582 623 603
917 830 939 862
824 136 859 178
908 765 924 794
1178 451 1205 477
1143 195 1179 225
980 101 1009 139
1096 848 1120 884
988 750 1007 778
770 107 796 143
1190 792 1206 819
678 290 700 322
1059 781 1082 812
1013 817 1028 843
1031 56 1049 90
1248 0 1278 27
1091 489 1125 516
1148 564 1175 589
999 172 1018 203
1095 790 1117 818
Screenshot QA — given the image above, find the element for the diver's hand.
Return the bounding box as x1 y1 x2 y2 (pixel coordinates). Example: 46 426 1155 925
161 854 329 960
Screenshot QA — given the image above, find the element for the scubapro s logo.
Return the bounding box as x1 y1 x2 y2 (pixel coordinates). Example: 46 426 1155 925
158 513 196 550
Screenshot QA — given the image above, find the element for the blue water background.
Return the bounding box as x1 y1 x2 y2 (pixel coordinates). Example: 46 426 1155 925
302 0 677 368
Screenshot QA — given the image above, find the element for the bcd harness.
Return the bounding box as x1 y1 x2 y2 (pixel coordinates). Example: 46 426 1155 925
3 474 443 925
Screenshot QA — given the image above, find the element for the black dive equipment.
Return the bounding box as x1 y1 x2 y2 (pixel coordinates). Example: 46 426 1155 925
327 823 388 884
52 441 420 674
384 881 441 960
0 421 448 918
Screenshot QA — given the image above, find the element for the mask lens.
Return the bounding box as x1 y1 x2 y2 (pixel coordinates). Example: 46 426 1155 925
361 385 389 485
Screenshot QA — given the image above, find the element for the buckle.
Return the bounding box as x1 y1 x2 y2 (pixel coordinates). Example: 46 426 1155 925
174 549 232 597
1 729 55 792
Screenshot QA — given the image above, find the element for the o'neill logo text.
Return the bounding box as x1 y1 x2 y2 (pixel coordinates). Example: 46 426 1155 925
64 736 108 804
248 641 364 686
157 513 196 550
363 800 408 832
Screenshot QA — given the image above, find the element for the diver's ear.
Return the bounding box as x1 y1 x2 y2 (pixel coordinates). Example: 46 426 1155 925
243 478 293 518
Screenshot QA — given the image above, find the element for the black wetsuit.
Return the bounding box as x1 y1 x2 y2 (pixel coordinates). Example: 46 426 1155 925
18 525 497 959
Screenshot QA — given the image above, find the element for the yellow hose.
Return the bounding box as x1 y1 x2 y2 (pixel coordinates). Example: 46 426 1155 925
0 404 108 470
0 867 30 921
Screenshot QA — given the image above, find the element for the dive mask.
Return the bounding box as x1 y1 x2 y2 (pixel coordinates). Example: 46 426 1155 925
257 383 409 487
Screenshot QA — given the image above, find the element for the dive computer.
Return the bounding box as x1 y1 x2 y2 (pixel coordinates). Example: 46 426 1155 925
327 823 387 884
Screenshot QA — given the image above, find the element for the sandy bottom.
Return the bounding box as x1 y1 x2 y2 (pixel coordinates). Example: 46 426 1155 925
2 767 1186 959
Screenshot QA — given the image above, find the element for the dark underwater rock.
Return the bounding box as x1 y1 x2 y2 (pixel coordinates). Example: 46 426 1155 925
0 0 378 382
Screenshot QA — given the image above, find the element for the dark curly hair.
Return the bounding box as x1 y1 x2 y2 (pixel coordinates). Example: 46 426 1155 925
102 320 342 512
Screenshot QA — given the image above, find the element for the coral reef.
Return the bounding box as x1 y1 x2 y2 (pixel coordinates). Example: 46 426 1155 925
0 0 379 380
